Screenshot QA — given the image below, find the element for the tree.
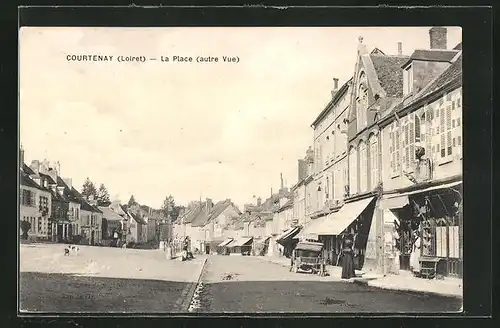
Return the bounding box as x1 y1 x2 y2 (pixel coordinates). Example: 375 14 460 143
20 220 31 240
81 177 97 199
161 195 183 222
128 195 138 207
97 183 111 206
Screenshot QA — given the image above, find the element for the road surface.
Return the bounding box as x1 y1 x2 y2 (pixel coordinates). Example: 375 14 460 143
19 243 206 313
192 255 462 313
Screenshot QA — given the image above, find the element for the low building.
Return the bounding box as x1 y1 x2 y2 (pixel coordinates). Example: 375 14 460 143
19 164 52 241
99 205 127 245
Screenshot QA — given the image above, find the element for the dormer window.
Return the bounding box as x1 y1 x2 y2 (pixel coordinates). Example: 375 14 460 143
403 64 414 96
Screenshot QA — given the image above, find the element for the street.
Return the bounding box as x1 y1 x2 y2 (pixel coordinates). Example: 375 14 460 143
19 244 462 313
193 255 462 313
19 243 206 313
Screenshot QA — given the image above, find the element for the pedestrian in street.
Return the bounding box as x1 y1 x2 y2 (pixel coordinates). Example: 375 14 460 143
410 230 421 275
341 234 356 279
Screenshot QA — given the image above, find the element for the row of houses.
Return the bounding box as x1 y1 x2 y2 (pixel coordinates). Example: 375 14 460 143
169 28 463 280
171 174 298 257
285 27 463 278
19 150 169 246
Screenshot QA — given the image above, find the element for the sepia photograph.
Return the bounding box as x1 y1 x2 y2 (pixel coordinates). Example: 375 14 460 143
19 25 463 314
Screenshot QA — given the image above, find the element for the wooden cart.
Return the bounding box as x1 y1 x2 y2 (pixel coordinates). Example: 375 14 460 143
289 241 327 276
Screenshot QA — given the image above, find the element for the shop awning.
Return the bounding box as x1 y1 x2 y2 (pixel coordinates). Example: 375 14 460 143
294 214 335 239
330 196 376 234
379 195 409 209
276 227 301 245
217 238 233 247
229 237 253 247
390 181 462 198
256 236 270 244
297 196 375 237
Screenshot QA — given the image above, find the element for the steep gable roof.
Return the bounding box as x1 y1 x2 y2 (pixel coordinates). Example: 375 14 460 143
370 54 410 98
22 164 35 175
129 211 147 225
56 177 81 203
71 187 102 213
402 49 459 67
99 206 124 221
179 204 204 224
385 53 462 118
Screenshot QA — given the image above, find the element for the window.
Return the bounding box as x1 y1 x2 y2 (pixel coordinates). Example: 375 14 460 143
403 64 413 95
349 147 358 195
435 226 448 257
369 135 379 189
326 176 330 200
21 189 36 207
358 140 367 192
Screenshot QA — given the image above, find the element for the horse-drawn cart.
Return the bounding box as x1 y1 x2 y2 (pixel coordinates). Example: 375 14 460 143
289 241 327 276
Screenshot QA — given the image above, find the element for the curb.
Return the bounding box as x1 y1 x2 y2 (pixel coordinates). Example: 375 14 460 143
178 257 208 312
263 257 462 298
352 278 463 299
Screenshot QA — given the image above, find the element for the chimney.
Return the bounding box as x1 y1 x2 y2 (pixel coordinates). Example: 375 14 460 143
397 42 403 55
205 198 213 212
30 160 40 175
280 173 284 190
429 27 447 50
331 78 339 98
63 178 72 189
19 145 25 167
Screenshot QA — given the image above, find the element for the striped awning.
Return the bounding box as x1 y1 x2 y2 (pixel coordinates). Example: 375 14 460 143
228 237 253 247
218 238 233 247
276 227 301 245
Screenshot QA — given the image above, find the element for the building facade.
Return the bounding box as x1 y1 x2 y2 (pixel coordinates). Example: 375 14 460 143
378 30 463 277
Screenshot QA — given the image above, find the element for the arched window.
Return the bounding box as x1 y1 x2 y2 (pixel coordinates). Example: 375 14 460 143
349 146 358 195
369 134 379 190
358 140 368 192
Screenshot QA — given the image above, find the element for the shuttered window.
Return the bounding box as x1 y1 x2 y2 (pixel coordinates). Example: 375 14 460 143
359 141 367 193
349 147 357 195
369 136 378 189
395 129 401 174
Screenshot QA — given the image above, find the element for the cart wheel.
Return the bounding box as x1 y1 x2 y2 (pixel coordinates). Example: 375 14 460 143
294 266 299 273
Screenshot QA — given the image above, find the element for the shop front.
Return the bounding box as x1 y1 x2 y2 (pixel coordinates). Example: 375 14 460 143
276 227 301 258
294 196 376 269
228 237 254 255
382 181 463 278
217 238 233 255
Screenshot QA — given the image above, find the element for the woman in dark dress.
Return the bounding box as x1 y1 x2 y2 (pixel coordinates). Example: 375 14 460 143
341 236 356 279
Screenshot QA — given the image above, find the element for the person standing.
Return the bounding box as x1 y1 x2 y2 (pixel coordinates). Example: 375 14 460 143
410 231 421 274
341 234 356 279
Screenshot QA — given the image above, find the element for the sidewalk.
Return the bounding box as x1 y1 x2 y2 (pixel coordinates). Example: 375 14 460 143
357 270 463 298
260 256 462 298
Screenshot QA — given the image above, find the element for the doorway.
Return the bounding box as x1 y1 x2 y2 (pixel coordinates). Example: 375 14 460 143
205 245 210 254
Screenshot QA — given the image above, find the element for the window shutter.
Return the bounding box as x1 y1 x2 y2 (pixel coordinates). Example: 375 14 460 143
410 122 415 143
441 134 446 158
390 131 394 153
440 108 445 131
404 124 409 146
414 117 420 142
410 144 415 163
447 131 452 155
405 147 409 168
446 106 452 130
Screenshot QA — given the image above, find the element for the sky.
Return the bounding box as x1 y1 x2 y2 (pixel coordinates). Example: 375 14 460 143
19 26 461 210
